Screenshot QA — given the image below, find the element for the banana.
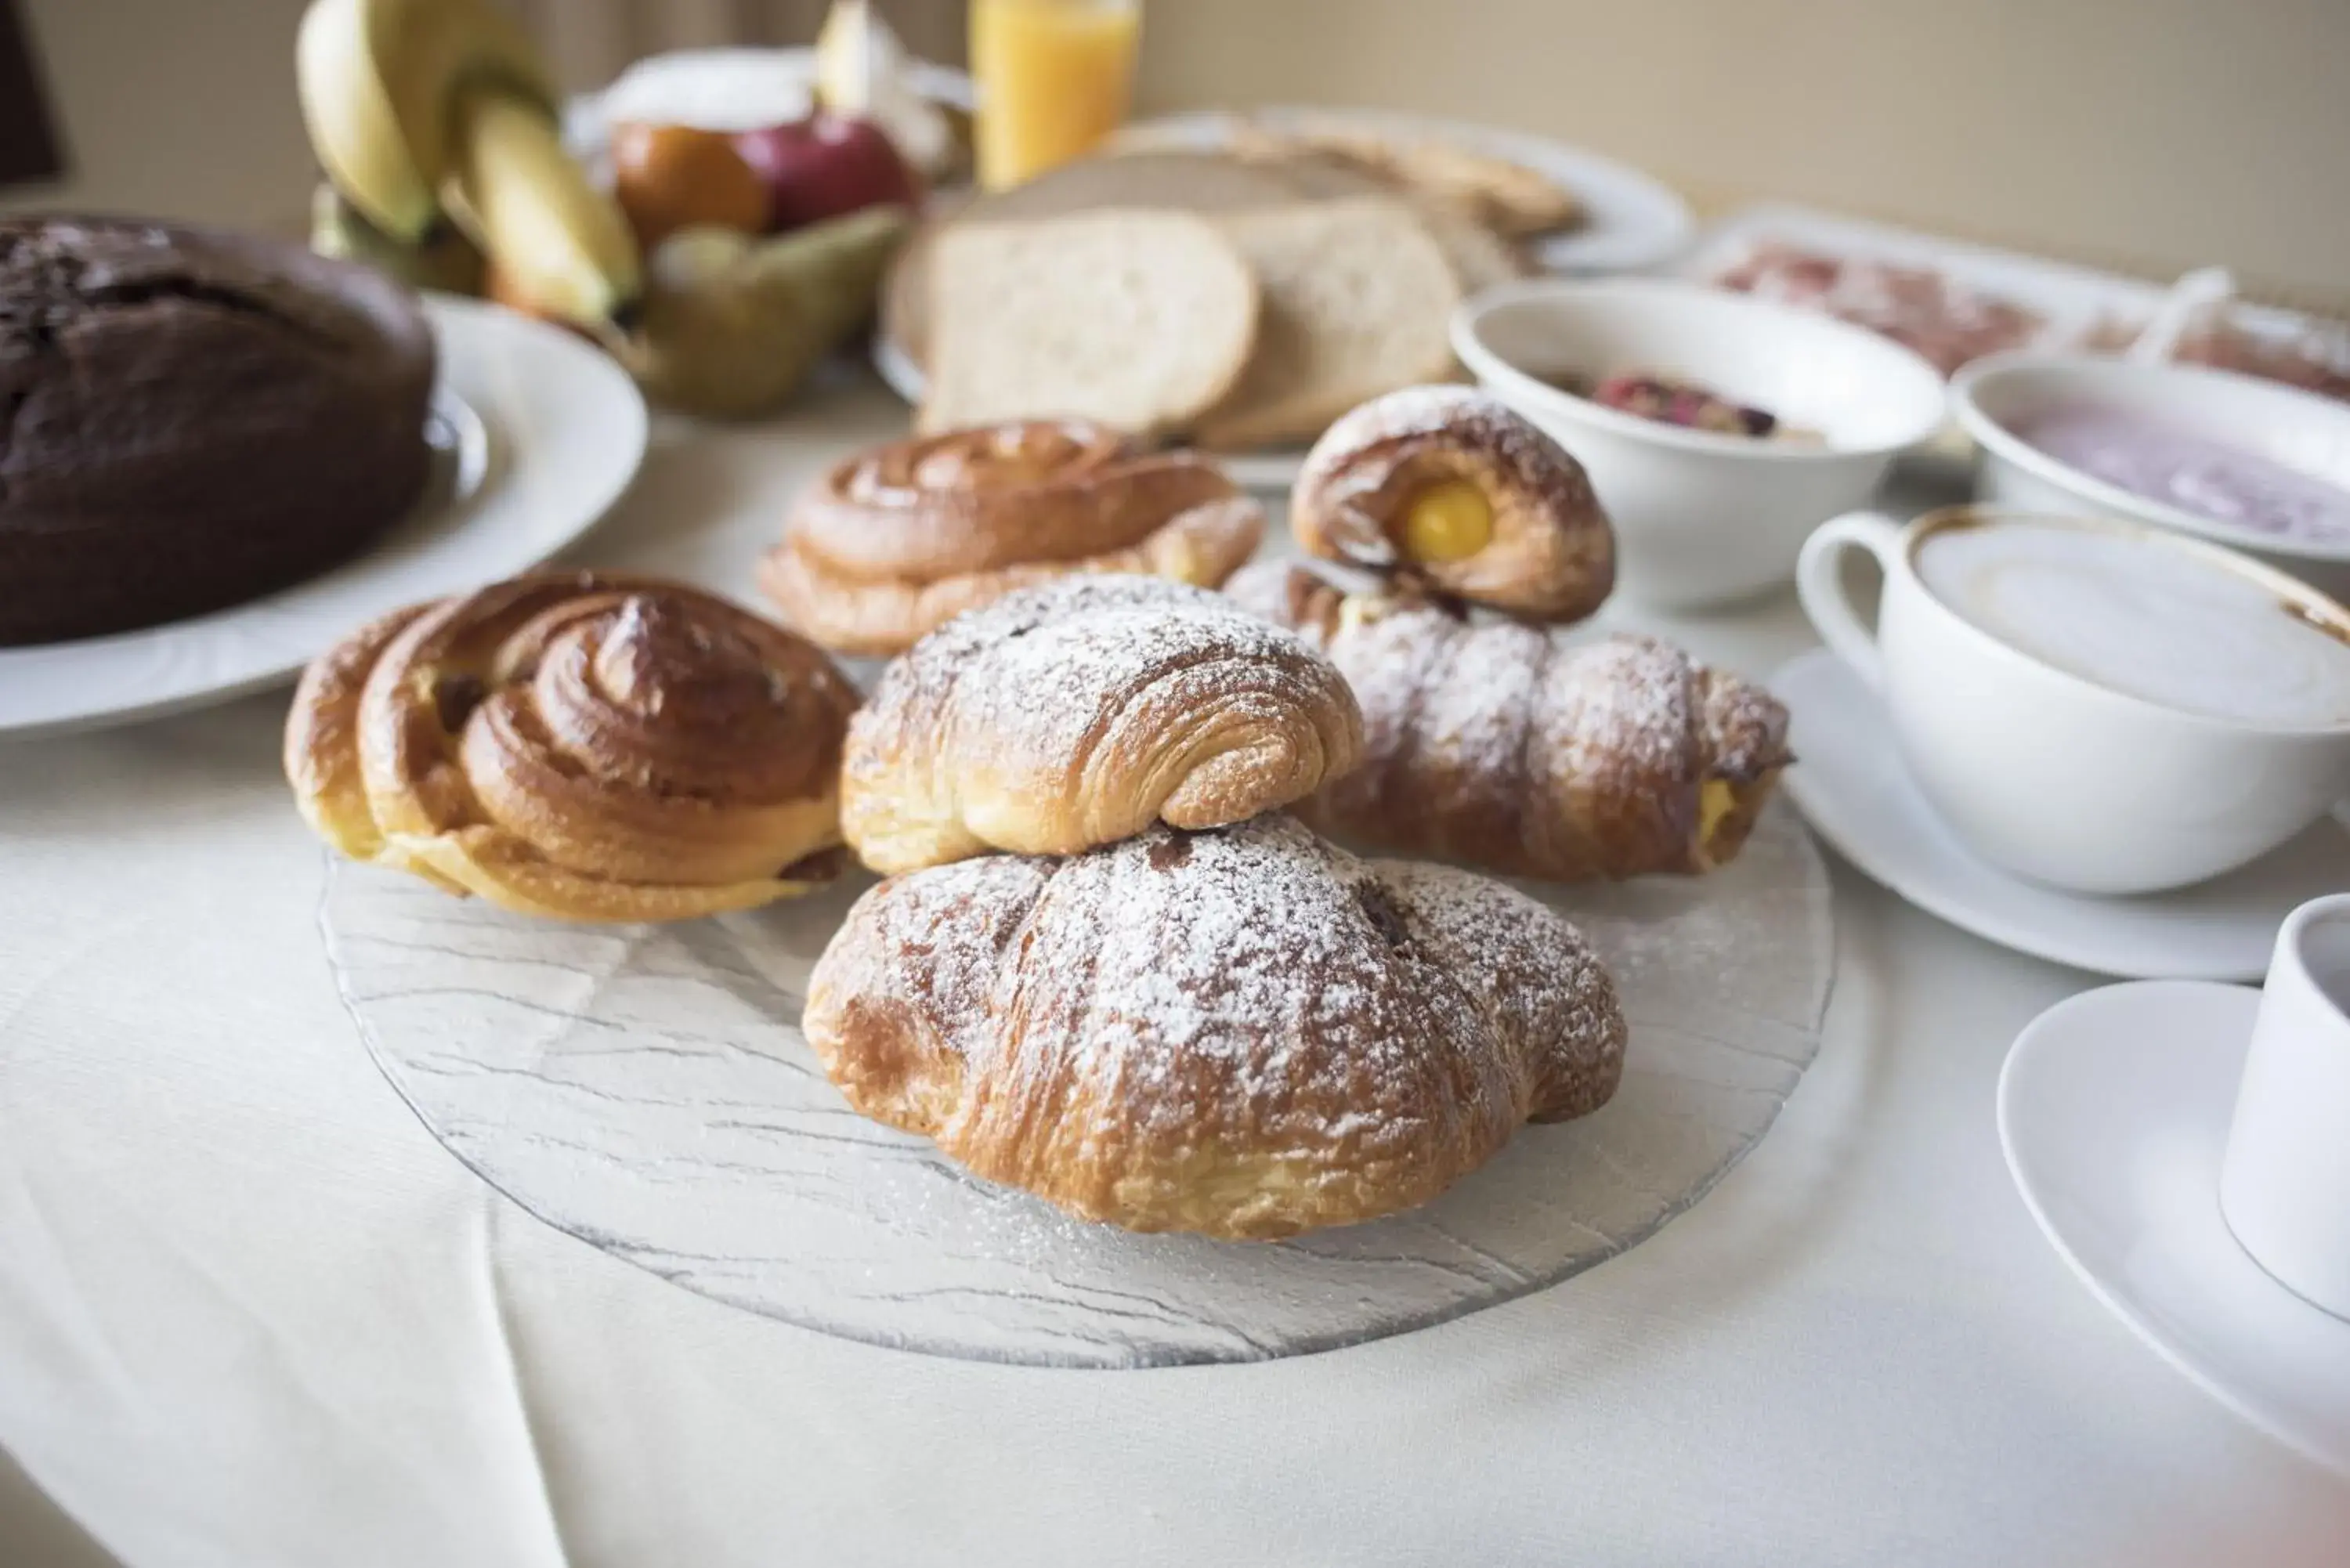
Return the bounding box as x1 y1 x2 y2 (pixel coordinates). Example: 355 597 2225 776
310 182 487 297
296 0 638 327
298 0 551 240
446 86 642 328
298 0 428 238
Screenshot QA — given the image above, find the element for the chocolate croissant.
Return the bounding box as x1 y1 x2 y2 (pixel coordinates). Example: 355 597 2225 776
840 574 1362 874
285 571 859 922
1228 562 1791 880
759 419 1264 656
804 814 1627 1238
1291 385 1614 622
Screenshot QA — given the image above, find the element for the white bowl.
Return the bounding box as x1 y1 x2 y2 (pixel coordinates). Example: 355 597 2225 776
1450 279 1948 609
1951 353 2350 600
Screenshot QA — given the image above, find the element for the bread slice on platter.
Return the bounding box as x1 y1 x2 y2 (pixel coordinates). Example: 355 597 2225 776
916 210 1260 437
1193 198 1462 450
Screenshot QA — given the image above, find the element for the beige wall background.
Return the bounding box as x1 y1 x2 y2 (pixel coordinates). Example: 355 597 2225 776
5 0 2348 295
1139 0 2350 297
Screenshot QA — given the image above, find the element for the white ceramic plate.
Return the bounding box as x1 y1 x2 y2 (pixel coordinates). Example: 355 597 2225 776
1679 203 2335 367
1680 203 2350 476
1998 981 2350 1474
0 296 648 741
867 338 1306 494
1770 648 2350 981
1130 107 1696 276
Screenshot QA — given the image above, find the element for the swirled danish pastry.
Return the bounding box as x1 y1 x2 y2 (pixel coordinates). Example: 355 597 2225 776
759 420 1264 656
285 572 859 921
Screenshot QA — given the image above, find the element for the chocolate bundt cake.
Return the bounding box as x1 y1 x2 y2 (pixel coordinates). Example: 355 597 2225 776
0 216 437 645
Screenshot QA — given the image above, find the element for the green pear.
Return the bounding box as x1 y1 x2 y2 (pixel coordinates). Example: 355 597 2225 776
616 205 911 419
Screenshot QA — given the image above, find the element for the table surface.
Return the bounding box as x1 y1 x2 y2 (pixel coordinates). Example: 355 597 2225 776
3 385 2345 1568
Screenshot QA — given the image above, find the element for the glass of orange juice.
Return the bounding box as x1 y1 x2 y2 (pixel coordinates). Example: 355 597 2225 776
970 0 1143 190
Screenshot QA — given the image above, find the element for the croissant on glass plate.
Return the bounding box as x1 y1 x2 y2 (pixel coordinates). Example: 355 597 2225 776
284 571 859 922
804 813 1628 1238
839 574 1362 874
1289 385 1615 623
759 419 1265 656
1227 561 1791 882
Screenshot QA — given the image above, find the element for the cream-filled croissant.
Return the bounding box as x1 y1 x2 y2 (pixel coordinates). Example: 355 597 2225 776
840 574 1363 873
285 571 859 922
804 814 1627 1238
1228 561 1791 880
1289 385 1615 622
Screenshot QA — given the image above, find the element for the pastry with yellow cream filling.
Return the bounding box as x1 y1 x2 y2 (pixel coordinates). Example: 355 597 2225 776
1289 385 1614 622
1226 561 1790 880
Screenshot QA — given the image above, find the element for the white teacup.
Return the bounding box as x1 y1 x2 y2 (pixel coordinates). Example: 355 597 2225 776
1795 505 2350 895
2222 893 2350 1319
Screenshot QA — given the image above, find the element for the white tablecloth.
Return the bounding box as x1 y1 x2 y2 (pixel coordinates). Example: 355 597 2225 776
4 390 2346 1566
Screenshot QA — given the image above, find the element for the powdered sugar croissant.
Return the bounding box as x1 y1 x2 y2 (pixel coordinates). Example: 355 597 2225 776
1228 562 1791 881
840 575 1363 874
804 814 1627 1238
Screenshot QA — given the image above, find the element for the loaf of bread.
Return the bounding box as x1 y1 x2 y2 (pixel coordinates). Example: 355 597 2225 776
1194 200 1462 450
916 210 1260 437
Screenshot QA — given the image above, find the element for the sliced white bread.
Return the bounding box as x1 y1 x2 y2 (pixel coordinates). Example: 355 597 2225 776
884 154 1296 368
917 209 1260 438
1194 199 1463 450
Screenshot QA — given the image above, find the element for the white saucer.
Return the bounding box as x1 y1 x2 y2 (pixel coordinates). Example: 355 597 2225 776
1771 647 2350 981
1998 981 2350 1474
0 295 647 740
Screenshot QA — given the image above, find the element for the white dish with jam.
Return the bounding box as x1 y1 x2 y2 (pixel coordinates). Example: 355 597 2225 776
1452 278 1946 609
1953 354 2350 597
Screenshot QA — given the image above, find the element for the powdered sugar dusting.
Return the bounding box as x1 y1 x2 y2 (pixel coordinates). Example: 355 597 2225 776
845 575 1361 865
1236 563 1791 879
812 813 1626 1230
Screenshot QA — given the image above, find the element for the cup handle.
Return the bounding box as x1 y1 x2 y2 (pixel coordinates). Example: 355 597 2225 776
1796 511 1906 692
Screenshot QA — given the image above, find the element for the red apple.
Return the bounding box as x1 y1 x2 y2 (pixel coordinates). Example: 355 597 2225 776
733 114 921 232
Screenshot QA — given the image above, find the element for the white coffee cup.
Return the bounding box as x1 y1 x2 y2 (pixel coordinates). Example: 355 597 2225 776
1795 505 2350 894
2221 893 2350 1320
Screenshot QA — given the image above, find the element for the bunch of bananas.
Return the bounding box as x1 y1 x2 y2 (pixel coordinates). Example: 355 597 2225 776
299 0 639 328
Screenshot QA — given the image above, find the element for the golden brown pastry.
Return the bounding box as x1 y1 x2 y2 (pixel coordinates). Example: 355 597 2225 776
1291 385 1615 622
804 813 1626 1238
285 571 859 922
1228 562 1791 880
758 420 1264 656
841 574 1361 875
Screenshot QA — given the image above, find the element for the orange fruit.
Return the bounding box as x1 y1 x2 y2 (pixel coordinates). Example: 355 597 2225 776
611 121 771 249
